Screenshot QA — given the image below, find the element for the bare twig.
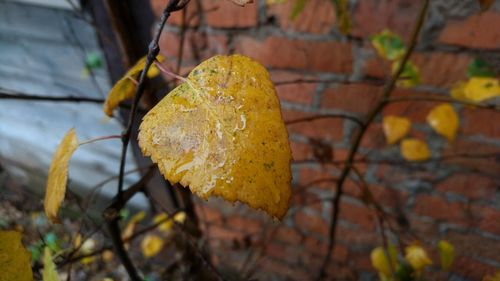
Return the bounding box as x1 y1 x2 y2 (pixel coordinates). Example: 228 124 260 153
316 1 430 279
285 113 363 127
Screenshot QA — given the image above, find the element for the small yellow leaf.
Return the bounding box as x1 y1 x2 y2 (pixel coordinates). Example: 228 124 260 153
0 231 33 281
370 245 398 277
103 55 165 117
141 234 164 258
102 250 114 262
426 103 459 141
405 244 432 271
43 247 60 281
437 240 455 271
382 115 411 145
174 211 187 224
463 77 500 102
400 138 431 161
138 55 292 219
392 60 421 88
227 0 254 6
450 81 468 102
80 239 96 265
153 213 173 233
44 128 79 223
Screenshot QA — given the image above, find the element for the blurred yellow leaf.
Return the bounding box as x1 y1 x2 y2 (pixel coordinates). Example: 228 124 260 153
174 211 187 224
370 245 398 277
138 55 292 219
463 77 500 102
450 81 468 102
405 244 432 271
382 115 411 145
400 138 431 161
122 211 146 241
141 234 164 258
228 0 254 5
438 240 455 271
44 128 79 223
0 231 33 281
103 55 165 117
426 103 459 141
266 0 287 4
153 213 173 233
80 239 96 265
43 247 60 281
102 250 114 262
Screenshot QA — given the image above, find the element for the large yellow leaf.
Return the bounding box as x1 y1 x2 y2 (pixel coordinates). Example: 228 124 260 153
43 247 60 281
370 245 398 277
382 115 411 145
400 138 431 161
44 128 79 223
141 234 164 258
0 230 33 281
463 77 500 102
437 240 455 271
139 54 292 219
103 55 165 117
426 103 459 141
405 244 432 271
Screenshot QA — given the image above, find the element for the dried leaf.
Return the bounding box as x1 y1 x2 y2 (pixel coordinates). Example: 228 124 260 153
371 30 406 61
463 77 500 102
405 245 432 271
400 138 430 161
0 230 33 281
139 55 292 219
103 55 165 117
227 0 254 6
44 128 79 223
141 235 164 258
437 240 455 271
382 115 411 145
478 0 494 10
43 247 60 281
427 103 459 141
370 245 398 277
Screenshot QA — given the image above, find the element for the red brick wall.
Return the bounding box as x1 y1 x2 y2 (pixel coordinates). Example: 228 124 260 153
150 0 500 280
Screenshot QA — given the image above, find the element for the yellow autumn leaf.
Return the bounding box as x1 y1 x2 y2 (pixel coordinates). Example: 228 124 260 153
138 55 292 219
463 77 500 102
0 231 33 281
153 213 173 233
405 244 432 271
450 81 468 102
80 239 96 265
103 55 165 117
400 138 431 161
426 103 459 141
382 115 411 145
370 245 398 277
437 240 455 271
43 247 60 281
122 211 146 241
141 234 164 258
102 250 114 262
44 128 79 223
174 211 187 224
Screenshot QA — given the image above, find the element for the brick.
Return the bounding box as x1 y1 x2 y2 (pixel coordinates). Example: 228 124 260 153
407 216 440 240
476 207 500 235
226 216 261 234
286 114 344 141
382 89 440 123
453 256 498 281
203 0 257 28
412 52 471 88
159 30 228 63
267 0 335 34
359 122 385 149
339 200 376 230
321 83 382 114
442 140 500 175
447 231 500 263
439 11 500 49
151 0 200 26
344 183 409 210
436 173 498 200
413 195 473 226
290 141 313 161
295 210 329 236
462 108 500 139
208 225 245 240
234 36 353 73
274 226 302 244
298 167 337 189
270 71 317 104
196 205 223 224
351 0 420 39
304 237 348 262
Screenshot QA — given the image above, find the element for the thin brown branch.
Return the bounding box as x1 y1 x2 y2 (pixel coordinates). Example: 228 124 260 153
386 94 500 111
316 0 430 279
285 113 363 126
0 90 104 103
